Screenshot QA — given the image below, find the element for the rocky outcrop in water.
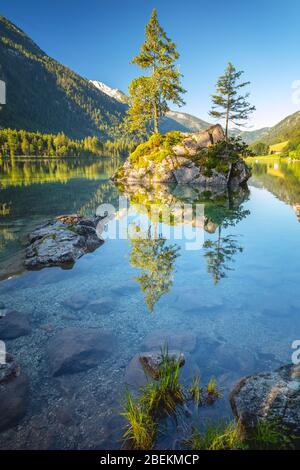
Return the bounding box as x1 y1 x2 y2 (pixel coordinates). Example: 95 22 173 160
0 355 30 431
230 364 300 437
25 215 105 269
115 125 251 189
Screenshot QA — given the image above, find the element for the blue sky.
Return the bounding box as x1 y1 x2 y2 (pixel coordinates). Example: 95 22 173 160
1 0 300 129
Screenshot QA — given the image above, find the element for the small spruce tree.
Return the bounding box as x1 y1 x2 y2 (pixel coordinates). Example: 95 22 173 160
209 62 255 140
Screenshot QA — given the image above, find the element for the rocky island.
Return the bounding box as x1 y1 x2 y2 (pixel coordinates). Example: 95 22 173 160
25 215 105 269
114 125 251 189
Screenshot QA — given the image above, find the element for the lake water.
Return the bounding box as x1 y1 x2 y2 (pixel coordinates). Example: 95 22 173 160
0 156 300 449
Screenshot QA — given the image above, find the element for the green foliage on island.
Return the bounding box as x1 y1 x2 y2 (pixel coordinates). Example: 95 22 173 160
129 131 184 167
191 137 253 177
126 131 252 177
0 128 135 158
0 16 126 140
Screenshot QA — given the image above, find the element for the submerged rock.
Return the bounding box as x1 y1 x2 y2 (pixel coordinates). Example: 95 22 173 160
62 294 89 311
230 364 300 437
87 298 115 314
114 125 251 189
125 351 197 389
142 330 197 353
139 351 185 380
48 327 116 376
25 214 105 270
0 310 31 339
0 354 30 431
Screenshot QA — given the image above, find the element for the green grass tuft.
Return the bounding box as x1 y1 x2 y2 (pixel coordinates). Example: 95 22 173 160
139 345 185 418
120 390 157 450
185 421 246 450
189 375 203 406
206 378 222 404
249 419 294 450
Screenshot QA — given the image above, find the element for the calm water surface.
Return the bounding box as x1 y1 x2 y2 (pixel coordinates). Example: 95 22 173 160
0 156 299 449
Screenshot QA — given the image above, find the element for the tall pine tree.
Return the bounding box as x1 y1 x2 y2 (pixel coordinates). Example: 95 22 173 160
209 62 255 140
125 9 185 135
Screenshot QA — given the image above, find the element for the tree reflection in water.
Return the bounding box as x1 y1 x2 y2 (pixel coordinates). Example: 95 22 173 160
129 225 180 312
203 193 250 284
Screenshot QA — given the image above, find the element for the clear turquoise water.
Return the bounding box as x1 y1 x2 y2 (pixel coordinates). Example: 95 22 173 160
0 157 300 449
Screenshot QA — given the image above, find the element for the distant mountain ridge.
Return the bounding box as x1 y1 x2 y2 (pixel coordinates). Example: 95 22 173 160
1 14 299 147
89 80 276 142
0 16 126 139
89 80 212 133
258 111 300 145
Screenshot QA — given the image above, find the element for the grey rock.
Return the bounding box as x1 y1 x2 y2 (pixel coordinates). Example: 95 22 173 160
0 354 30 431
142 330 197 353
87 298 115 314
25 215 104 269
173 165 200 184
62 294 88 311
229 160 251 189
125 351 196 389
0 310 31 339
139 350 185 379
48 327 116 376
230 364 300 436
192 170 228 188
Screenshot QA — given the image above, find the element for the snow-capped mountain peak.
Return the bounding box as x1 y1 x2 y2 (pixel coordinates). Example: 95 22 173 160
90 80 128 104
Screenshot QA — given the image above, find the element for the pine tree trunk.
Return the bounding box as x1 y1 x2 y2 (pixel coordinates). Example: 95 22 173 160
153 98 159 134
152 63 159 134
225 95 230 141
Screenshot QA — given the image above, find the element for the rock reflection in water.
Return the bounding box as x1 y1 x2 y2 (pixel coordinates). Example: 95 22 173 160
120 181 250 299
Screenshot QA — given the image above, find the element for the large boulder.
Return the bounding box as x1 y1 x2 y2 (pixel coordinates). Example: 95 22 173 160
0 310 31 340
25 215 104 269
115 125 251 189
48 327 116 376
0 354 30 431
230 364 300 437
173 124 224 157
